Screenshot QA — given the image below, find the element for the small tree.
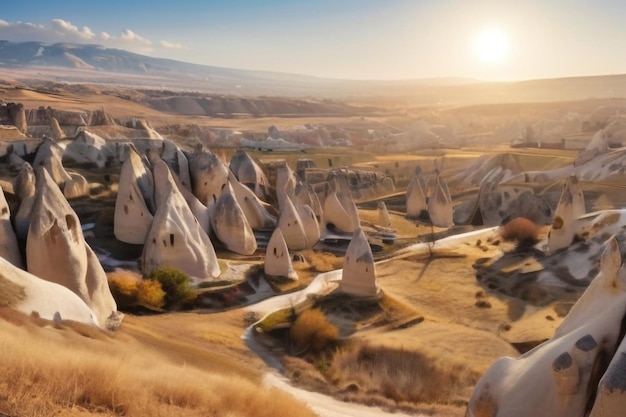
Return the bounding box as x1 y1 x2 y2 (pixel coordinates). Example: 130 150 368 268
146 267 195 308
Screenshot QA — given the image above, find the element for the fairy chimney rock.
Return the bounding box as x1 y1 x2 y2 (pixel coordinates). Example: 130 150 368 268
264 228 298 280
114 146 155 244
142 160 221 281
548 175 586 253
340 228 379 297
212 182 257 255
26 167 118 329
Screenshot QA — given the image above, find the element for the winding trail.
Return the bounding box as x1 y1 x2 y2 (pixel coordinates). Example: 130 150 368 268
242 227 500 417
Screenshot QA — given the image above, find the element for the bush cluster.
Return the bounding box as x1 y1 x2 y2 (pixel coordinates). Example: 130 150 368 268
146 267 195 308
290 309 338 353
107 270 165 310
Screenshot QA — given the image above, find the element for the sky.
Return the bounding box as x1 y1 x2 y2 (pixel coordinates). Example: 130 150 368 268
1 0 625 81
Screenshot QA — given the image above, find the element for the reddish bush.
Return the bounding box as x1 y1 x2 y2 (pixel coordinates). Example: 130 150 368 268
499 217 540 248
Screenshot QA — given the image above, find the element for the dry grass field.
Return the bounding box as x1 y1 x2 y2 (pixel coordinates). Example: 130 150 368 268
0 307 316 417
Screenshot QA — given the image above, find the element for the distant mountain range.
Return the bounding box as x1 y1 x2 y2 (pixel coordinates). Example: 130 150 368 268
2 40 626 105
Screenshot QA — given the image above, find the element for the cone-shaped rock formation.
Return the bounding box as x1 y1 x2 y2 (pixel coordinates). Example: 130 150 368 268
340 228 378 297
264 228 297 280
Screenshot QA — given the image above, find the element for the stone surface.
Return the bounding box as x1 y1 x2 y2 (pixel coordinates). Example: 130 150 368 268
378 201 391 227
13 162 36 240
114 145 155 244
0 255 98 327
278 196 308 250
548 176 586 253
142 160 221 281
406 169 427 218
340 228 379 297
0 187 22 267
264 228 297 280
427 174 454 227
26 167 118 329
212 182 257 255
229 150 270 200
467 237 626 417
229 171 276 229
189 148 229 206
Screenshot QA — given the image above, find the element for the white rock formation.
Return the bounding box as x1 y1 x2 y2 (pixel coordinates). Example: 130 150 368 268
13 162 36 240
64 129 107 168
323 182 354 233
230 150 270 200
378 201 391 227
428 174 454 227
278 196 309 250
114 145 155 244
335 175 360 228
406 169 427 218
0 187 22 267
189 148 229 206
0 256 98 327
229 171 276 229
32 137 71 187
63 129 108 168
32 137 91 199
212 182 257 255
590 328 626 416
340 228 379 297
276 162 296 213
467 237 626 417
548 176 586 253
142 160 221 282
26 167 118 329
298 203 320 248
264 228 297 280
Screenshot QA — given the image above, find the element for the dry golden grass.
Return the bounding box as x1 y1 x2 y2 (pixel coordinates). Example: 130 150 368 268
299 249 343 273
290 308 339 353
330 343 479 407
0 312 316 417
107 270 165 310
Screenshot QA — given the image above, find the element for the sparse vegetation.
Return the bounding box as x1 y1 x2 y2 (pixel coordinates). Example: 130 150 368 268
290 308 339 353
107 270 165 310
330 343 479 407
146 267 195 308
498 217 540 248
0 311 317 417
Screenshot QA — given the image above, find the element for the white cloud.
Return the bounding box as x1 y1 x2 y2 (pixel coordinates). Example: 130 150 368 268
159 40 186 49
0 18 186 53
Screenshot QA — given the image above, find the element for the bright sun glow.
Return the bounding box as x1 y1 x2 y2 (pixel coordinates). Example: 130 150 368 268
474 28 509 64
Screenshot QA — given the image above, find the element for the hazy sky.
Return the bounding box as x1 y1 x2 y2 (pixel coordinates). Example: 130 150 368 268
1 0 625 81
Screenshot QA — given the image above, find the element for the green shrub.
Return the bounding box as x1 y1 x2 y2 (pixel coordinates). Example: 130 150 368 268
146 267 195 308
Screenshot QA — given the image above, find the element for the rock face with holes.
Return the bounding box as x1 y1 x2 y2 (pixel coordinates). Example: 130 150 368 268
0 256 99 326
340 228 379 297
189 148 228 206
142 160 221 282
212 182 257 255
0 187 22 267
229 150 270 200
323 181 357 234
114 145 155 244
26 167 118 329
228 171 276 229
278 196 308 250
428 174 454 227
548 176 586 253
467 237 626 417
264 228 297 280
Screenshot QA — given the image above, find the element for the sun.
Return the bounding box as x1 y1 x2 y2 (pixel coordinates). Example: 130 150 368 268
474 27 509 64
